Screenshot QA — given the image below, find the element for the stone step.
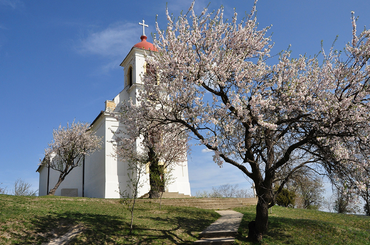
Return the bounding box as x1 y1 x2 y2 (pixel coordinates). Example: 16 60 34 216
139 192 192 199
161 192 192 198
199 230 237 239
194 237 235 244
137 197 257 210
147 198 256 203
177 204 245 209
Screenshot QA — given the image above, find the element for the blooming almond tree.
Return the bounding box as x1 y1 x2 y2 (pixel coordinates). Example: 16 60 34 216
130 2 370 241
43 121 102 195
114 104 188 199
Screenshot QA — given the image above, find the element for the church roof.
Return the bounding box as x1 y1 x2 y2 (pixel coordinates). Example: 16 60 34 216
133 35 157 51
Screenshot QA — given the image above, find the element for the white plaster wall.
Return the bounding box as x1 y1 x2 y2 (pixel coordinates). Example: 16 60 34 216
104 117 123 198
85 116 106 198
137 171 150 198
38 157 84 197
52 165 83 196
38 165 48 196
38 164 83 197
133 49 146 86
167 160 191 196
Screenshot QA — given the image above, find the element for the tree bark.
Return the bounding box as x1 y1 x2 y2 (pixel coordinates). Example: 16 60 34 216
250 179 273 242
255 197 269 242
148 147 164 199
47 175 65 195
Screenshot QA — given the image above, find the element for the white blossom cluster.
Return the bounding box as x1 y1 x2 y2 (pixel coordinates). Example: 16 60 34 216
114 102 188 169
44 122 102 172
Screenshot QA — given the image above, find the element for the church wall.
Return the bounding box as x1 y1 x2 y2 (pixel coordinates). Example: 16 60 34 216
167 160 191 196
50 165 83 196
85 115 106 198
38 164 83 197
38 165 48 196
103 113 151 199
133 50 146 86
38 157 84 197
137 166 150 198
103 116 123 198
135 136 151 197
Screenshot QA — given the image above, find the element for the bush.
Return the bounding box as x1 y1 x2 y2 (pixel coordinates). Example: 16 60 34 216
195 184 254 198
333 188 359 214
276 188 296 207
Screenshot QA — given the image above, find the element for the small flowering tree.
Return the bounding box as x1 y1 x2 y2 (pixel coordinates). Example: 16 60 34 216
129 1 370 241
43 122 101 196
333 184 360 214
114 104 188 199
335 149 370 215
118 159 146 234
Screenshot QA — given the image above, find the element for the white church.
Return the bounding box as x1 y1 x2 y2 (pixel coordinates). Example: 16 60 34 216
37 21 191 198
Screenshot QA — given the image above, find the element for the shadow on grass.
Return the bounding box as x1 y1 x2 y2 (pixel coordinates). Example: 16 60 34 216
8 211 125 244
136 216 216 244
235 209 370 244
236 213 334 244
129 207 220 244
7 207 219 244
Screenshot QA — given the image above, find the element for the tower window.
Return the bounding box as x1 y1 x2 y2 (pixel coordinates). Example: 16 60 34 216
128 66 133 87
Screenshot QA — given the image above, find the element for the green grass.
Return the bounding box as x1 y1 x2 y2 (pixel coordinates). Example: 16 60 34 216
234 205 370 245
1 195 370 244
0 194 219 244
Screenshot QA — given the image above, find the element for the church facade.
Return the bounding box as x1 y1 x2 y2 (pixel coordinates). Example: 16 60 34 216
37 27 191 198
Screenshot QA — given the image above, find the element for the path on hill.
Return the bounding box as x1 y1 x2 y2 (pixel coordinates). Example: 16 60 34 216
44 224 84 245
194 210 244 244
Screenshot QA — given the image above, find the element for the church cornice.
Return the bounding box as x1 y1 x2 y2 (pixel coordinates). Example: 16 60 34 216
90 110 117 128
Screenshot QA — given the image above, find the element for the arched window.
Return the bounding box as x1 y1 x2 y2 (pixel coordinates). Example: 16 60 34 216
128 66 133 87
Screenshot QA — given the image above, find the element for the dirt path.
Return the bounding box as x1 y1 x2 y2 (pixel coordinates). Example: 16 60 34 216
44 224 84 245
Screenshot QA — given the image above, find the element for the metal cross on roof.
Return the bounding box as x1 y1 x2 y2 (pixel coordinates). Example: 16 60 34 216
139 20 149 36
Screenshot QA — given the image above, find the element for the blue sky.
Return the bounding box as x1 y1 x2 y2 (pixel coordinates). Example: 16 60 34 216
0 0 369 196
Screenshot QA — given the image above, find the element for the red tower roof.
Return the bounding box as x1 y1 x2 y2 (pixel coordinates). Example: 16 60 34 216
133 35 157 51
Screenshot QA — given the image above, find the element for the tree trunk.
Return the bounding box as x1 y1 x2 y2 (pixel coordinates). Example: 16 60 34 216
255 197 269 241
149 164 164 198
129 184 138 234
365 195 370 216
148 148 164 199
48 175 65 195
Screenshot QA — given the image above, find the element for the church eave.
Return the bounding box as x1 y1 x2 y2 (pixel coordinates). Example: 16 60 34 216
90 111 105 127
120 47 141 67
120 47 155 67
90 110 117 128
36 157 49 172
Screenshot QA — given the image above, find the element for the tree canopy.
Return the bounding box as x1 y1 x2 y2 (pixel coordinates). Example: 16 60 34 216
43 121 101 195
120 1 370 241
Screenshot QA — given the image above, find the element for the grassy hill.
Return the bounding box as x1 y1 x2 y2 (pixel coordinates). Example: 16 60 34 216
234 206 370 245
1 194 369 244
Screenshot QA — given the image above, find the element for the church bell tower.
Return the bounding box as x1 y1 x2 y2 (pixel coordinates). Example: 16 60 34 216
119 20 157 102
